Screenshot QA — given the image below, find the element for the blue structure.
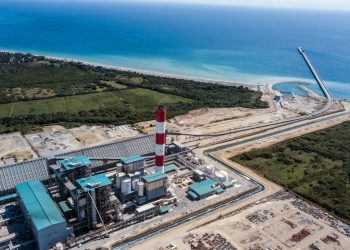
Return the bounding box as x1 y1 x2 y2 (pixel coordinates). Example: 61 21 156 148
120 155 144 165
16 180 70 250
60 155 91 171
76 174 112 192
121 155 144 173
188 179 218 200
142 172 168 201
164 163 177 173
142 172 167 183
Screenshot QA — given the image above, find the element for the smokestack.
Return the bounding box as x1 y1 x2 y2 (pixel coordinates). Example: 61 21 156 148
155 106 166 173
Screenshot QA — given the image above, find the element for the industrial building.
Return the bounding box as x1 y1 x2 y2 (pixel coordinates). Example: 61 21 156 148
16 180 71 250
142 172 168 201
0 106 236 249
187 179 219 200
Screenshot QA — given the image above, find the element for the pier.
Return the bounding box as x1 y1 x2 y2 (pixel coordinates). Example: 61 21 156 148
298 47 333 115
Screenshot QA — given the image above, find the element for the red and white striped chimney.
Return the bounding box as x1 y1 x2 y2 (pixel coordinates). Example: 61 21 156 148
155 106 166 173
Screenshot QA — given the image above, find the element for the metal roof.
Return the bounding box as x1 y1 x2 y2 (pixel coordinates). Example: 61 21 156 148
16 180 65 231
142 172 167 183
57 134 155 163
58 201 72 213
0 134 155 194
0 158 49 195
0 193 17 203
59 155 91 170
76 174 112 192
159 205 169 213
188 179 217 196
188 191 199 200
136 203 155 213
164 164 176 173
121 155 144 164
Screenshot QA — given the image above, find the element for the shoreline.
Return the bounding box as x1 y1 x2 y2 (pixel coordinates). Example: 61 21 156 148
2 49 348 100
0 49 258 89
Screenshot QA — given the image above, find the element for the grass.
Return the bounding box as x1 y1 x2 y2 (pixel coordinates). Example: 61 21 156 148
114 88 191 110
0 88 191 118
231 121 350 222
0 103 13 118
11 98 67 117
65 92 124 113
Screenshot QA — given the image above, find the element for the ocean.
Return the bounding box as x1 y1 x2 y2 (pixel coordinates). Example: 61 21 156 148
0 1 350 99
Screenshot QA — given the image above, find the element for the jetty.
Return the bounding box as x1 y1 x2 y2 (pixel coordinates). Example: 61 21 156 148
298 47 333 115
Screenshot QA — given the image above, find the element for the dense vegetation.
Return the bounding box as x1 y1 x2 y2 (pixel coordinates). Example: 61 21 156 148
0 52 267 133
232 122 350 222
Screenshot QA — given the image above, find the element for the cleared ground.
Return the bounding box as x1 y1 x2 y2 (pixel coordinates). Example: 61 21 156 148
0 132 38 166
132 192 350 250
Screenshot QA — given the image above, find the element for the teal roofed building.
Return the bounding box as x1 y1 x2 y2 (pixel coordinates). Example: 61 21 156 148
142 172 167 183
121 155 143 164
142 172 168 201
76 174 112 192
121 155 144 173
59 155 91 171
188 179 218 200
16 180 70 250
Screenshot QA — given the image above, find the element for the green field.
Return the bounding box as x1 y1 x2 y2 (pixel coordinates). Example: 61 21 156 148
232 121 350 222
0 88 191 118
0 103 13 118
11 98 67 117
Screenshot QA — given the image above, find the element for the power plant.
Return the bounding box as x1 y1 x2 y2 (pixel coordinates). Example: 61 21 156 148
0 106 240 250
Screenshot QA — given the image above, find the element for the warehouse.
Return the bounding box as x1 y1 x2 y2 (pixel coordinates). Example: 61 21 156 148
187 179 219 200
16 180 70 250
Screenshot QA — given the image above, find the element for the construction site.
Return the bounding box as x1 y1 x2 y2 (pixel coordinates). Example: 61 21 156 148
135 191 350 250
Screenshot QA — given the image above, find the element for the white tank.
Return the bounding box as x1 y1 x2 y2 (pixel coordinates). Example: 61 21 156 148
215 172 226 182
205 165 215 175
187 153 193 160
121 178 132 194
220 171 229 182
116 163 123 169
132 179 139 190
134 171 141 176
115 172 125 190
137 181 145 196
193 157 199 164
55 242 64 250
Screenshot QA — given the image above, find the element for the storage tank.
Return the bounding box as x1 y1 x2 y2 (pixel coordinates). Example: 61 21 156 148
192 157 199 164
220 171 229 182
187 153 193 160
116 163 123 169
205 165 215 175
55 242 64 250
115 172 126 190
137 181 145 196
215 172 226 182
132 179 139 191
121 178 132 194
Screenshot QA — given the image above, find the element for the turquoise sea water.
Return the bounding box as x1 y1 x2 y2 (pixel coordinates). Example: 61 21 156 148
272 82 322 97
0 1 350 99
